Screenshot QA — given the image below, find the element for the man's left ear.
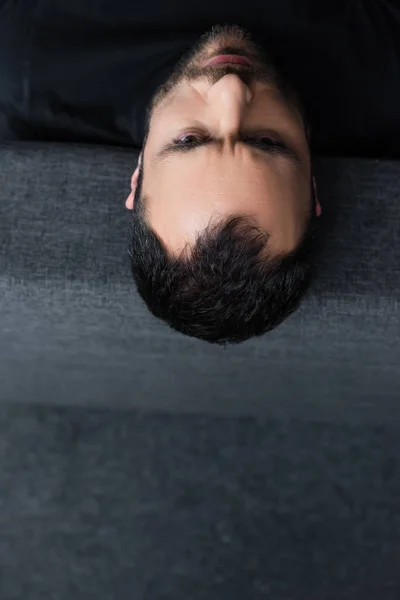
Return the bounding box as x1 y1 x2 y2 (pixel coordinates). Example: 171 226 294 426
125 152 142 210
313 177 322 217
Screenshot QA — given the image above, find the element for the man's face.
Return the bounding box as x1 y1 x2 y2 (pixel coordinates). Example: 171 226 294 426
126 24 321 255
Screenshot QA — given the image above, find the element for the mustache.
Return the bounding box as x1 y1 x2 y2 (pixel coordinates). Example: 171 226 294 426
182 63 277 88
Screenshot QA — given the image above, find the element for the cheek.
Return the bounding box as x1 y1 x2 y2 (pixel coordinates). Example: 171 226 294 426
151 93 201 134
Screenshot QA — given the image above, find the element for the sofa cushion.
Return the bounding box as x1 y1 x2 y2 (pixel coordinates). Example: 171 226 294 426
0 142 399 415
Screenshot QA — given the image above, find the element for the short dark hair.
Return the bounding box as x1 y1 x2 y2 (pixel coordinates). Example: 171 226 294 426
128 160 318 345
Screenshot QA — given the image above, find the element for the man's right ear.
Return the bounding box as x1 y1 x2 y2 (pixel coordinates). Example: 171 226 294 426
313 177 322 217
125 152 142 210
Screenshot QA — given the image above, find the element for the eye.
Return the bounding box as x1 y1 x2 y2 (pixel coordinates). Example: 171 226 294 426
249 136 286 148
171 133 287 151
174 134 205 146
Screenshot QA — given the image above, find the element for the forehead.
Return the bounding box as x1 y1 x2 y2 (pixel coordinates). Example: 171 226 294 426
147 144 308 200
144 148 310 255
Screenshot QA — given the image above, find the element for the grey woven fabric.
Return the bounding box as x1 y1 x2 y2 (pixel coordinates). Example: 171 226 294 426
0 404 399 600
1 142 400 599
0 142 399 414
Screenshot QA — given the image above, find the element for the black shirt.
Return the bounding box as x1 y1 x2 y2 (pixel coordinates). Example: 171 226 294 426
1 0 400 157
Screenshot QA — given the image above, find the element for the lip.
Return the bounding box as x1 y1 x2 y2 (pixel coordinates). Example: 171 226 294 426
206 54 252 67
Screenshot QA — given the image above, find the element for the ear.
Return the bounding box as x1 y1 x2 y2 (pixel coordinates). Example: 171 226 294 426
125 152 143 210
313 177 322 217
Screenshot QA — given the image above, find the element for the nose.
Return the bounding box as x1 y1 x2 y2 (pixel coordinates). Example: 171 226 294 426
207 74 253 140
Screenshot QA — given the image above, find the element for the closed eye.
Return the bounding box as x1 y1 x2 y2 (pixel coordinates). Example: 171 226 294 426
175 134 285 150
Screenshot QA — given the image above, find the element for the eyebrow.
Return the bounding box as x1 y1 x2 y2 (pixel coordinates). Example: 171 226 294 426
154 132 303 169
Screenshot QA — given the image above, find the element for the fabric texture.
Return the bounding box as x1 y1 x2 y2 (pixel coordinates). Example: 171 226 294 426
1 0 400 157
1 404 400 600
0 142 399 411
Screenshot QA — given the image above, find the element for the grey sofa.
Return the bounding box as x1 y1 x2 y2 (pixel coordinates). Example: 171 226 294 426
1 142 399 413
1 141 400 599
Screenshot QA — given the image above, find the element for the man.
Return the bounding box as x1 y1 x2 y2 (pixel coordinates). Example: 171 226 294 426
125 24 322 344
2 3 399 343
